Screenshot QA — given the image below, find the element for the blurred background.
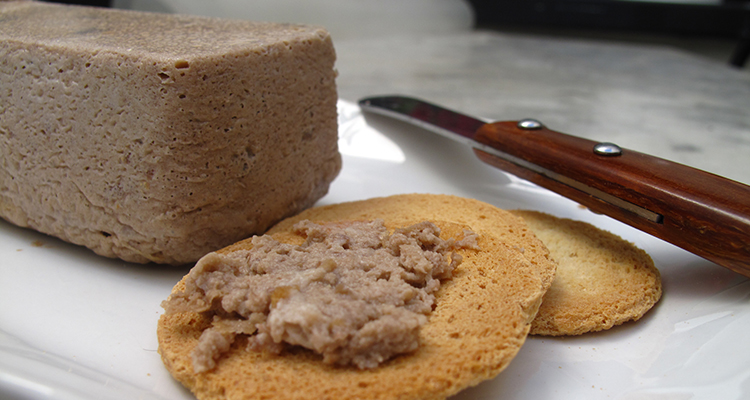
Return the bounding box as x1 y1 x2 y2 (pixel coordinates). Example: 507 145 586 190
49 0 749 70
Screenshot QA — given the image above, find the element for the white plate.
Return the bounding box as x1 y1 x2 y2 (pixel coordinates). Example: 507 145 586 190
1 100 748 400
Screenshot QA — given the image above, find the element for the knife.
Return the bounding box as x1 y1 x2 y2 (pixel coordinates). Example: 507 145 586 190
358 95 750 277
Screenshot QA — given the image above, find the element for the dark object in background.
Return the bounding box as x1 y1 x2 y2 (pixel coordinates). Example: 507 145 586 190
468 0 750 67
44 0 750 68
48 0 111 7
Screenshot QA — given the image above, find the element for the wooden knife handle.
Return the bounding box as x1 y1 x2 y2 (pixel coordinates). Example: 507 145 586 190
474 121 750 277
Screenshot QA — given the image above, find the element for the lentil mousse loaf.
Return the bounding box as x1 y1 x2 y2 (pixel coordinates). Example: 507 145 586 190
0 1 341 264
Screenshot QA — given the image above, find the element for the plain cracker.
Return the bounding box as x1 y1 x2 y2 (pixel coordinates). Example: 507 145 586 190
512 210 662 336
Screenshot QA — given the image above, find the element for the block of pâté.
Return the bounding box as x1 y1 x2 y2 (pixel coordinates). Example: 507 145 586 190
0 1 341 264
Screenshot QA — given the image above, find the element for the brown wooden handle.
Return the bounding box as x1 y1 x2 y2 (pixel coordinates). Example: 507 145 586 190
474 121 750 277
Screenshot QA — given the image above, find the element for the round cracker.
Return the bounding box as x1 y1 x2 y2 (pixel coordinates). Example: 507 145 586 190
157 195 556 400
511 210 662 336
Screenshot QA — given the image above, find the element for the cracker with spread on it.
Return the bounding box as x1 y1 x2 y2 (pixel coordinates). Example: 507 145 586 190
162 219 479 372
157 194 556 400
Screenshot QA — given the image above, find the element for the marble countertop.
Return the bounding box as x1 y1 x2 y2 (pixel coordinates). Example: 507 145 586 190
333 30 750 185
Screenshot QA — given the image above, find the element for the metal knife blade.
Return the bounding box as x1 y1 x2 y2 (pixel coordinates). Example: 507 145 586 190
358 95 750 277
